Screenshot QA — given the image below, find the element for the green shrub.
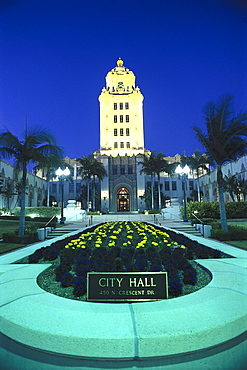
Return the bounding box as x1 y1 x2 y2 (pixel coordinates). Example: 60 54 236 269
145 209 160 214
182 201 247 221
2 231 39 244
2 222 43 244
211 225 247 241
14 207 61 218
225 202 247 218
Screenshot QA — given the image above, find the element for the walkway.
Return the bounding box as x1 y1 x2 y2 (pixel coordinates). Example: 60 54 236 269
58 213 202 238
1 213 246 369
62 212 190 231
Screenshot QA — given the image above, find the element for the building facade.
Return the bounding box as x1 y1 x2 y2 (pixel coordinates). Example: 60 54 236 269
0 160 47 210
96 58 147 212
199 155 247 202
95 59 195 212
2 61 245 212
50 59 197 212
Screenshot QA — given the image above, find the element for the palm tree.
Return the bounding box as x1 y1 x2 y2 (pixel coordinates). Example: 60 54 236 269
153 152 174 209
34 154 65 206
77 155 107 211
0 127 63 236
181 149 210 201
223 174 238 202
139 152 156 209
90 159 107 210
77 155 94 210
239 179 247 201
193 95 247 231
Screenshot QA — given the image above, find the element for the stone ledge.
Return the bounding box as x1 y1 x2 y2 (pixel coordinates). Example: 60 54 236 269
0 224 247 368
0 258 246 360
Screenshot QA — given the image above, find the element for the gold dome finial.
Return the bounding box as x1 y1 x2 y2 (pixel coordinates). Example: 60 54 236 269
117 58 124 67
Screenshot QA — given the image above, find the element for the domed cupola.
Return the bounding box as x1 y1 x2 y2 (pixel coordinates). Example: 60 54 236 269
105 58 137 94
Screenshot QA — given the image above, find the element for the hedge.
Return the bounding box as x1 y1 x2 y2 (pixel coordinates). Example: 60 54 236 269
211 225 247 241
181 201 247 220
14 207 61 218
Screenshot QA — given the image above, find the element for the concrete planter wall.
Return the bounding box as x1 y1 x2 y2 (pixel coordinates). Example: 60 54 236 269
1 225 246 369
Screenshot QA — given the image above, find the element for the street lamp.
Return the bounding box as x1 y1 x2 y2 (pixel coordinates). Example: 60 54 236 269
175 164 190 222
56 167 70 224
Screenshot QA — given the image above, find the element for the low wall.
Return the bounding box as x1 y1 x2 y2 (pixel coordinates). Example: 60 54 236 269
0 225 246 369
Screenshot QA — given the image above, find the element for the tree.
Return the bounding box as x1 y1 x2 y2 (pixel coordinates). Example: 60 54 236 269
77 155 107 211
34 154 65 206
0 127 63 236
181 149 210 201
90 158 107 210
153 152 174 209
223 175 238 202
238 179 247 201
140 152 176 210
139 152 156 209
193 95 247 231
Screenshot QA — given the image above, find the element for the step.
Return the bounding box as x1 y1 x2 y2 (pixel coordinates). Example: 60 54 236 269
46 228 79 239
168 226 202 236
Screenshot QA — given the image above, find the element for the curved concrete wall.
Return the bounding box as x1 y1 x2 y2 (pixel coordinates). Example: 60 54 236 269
0 226 246 369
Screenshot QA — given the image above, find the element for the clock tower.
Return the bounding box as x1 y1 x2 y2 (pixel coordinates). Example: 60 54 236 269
98 58 145 157
97 59 147 212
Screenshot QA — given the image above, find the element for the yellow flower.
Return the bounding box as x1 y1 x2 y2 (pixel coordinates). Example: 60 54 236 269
152 242 159 246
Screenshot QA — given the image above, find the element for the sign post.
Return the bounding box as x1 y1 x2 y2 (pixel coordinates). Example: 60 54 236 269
87 272 168 302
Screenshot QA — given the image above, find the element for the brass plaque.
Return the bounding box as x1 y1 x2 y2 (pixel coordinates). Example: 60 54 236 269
87 272 168 302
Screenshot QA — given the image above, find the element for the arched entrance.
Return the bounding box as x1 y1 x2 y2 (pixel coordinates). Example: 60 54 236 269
117 187 130 211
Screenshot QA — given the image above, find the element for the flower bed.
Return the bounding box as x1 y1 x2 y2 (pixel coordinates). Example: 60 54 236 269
21 221 231 300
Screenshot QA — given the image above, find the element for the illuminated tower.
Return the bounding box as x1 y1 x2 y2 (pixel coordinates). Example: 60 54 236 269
97 59 146 212
98 58 145 157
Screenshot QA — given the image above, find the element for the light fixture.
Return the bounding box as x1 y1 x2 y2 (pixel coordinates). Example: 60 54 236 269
56 167 70 224
175 164 190 222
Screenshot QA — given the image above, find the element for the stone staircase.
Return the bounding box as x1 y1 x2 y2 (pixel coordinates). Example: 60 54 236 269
158 219 203 237
46 227 79 240
169 224 202 236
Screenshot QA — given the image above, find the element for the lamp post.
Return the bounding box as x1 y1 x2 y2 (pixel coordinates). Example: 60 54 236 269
175 164 190 222
56 167 70 224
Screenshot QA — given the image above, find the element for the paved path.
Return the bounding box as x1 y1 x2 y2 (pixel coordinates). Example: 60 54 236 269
62 213 187 230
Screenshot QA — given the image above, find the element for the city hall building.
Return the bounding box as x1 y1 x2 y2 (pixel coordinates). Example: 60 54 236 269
96 58 149 212
1 59 246 211
50 59 195 212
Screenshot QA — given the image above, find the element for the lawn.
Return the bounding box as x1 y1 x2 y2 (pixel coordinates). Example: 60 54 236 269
225 240 247 251
0 219 42 255
226 222 247 251
228 221 247 228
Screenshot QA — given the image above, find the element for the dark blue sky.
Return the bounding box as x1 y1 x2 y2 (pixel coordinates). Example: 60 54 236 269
0 0 246 160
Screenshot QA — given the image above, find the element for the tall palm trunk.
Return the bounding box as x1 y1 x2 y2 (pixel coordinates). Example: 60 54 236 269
217 166 228 232
151 174 154 209
18 165 27 237
157 174 161 209
197 179 200 201
86 179 90 209
92 175 96 211
46 174 51 207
